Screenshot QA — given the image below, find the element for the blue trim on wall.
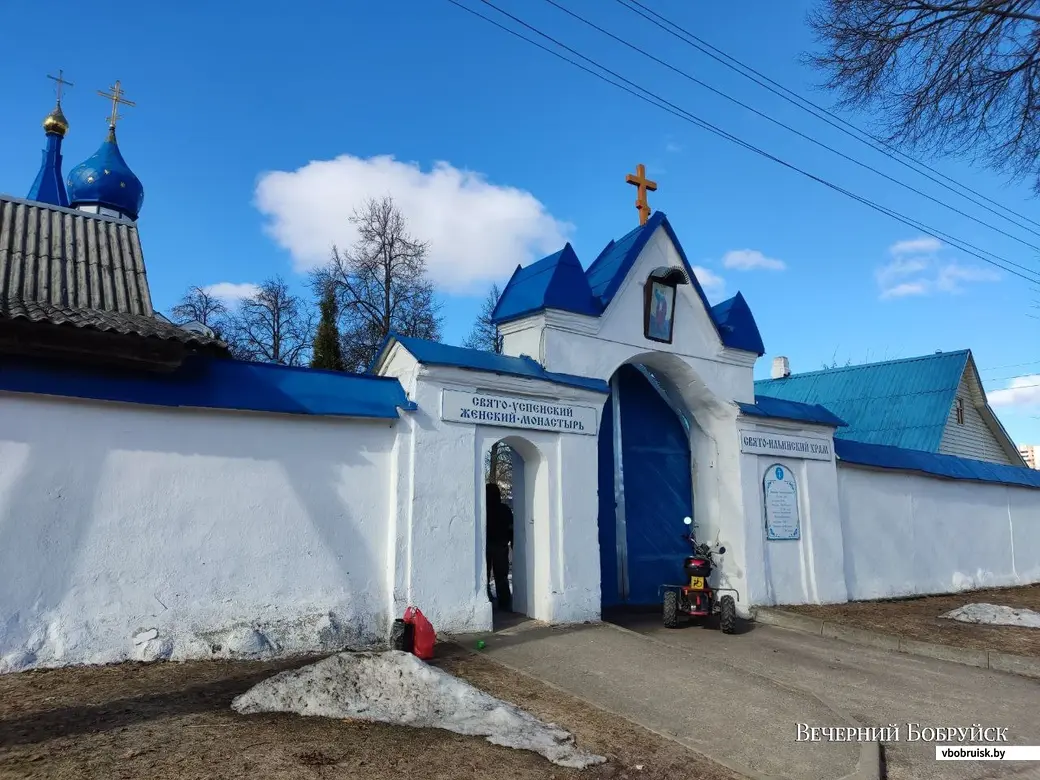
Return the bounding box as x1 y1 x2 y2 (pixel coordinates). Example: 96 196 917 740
0 356 414 419
835 439 1040 490
738 395 847 428
371 333 610 393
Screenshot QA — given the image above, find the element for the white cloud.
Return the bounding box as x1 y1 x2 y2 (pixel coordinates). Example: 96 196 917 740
722 249 786 271
936 263 1001 292
204 282 260 302
880 280 930 299
990 375 1040 408
876 238 999 299
254 155 571 294
665 141 683 154
890 236 942 256
691 265 725 293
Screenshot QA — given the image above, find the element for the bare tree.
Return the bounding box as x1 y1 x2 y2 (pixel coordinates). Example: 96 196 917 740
227 277 314 366
170 285 228 328
808 0 1040 190
464 283 504 354
314 196 443 372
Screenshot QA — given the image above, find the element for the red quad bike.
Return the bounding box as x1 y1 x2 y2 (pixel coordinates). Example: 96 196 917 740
661 516 739 634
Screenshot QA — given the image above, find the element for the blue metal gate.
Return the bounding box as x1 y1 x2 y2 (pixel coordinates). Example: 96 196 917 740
598 364 693 607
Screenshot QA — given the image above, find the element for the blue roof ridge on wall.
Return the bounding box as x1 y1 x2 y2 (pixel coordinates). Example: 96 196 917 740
835 439 1040 490
0 354 416 419
372 332 610 393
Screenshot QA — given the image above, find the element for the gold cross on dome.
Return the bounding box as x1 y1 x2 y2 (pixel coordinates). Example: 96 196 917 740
98 80 135 129
47 70 74 104
625 163 657 226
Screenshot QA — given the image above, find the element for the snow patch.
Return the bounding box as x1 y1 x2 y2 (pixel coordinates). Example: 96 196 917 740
231 650 606 769
941 603 1040 629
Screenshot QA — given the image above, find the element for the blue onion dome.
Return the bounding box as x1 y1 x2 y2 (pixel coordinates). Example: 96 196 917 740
67 126 144 220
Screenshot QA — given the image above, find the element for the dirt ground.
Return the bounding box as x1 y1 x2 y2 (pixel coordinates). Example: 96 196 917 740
783 583 1040 656
0 642 740 780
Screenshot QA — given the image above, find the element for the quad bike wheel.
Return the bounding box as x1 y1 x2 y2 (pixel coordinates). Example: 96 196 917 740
719 595 737 634
663 591 679 628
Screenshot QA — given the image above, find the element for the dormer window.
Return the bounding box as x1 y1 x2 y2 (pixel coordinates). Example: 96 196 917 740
643 267 687 344
956 397 965 425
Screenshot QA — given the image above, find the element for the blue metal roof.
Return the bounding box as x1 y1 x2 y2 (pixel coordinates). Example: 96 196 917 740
0 355 415 419
27 116 69 208
492 243 601 323
738 395 847 428
836 439 1040 490
373 333 610 393
67 127 145 221
755 350 969 451
710 292 765 355
491 211 765 356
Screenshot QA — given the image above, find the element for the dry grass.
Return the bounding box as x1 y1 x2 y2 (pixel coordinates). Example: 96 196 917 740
0 642 740 780
783 584 1040 656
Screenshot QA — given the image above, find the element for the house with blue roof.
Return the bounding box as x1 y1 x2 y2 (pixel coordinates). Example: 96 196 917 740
2 97 1039 675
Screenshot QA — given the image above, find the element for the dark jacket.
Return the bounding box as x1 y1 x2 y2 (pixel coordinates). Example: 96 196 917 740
488 501 513 549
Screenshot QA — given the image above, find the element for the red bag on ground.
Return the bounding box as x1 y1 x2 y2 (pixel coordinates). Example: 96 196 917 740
403 606 436 660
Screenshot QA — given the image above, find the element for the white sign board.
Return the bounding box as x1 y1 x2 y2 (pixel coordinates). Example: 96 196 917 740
441 389 598 436
764 463 800 541
740 431 833 461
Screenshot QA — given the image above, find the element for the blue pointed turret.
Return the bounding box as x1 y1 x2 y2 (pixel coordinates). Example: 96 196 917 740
27 103 71 207
67 125 144 221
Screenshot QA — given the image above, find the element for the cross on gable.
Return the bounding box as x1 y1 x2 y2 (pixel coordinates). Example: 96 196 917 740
625 163 657 226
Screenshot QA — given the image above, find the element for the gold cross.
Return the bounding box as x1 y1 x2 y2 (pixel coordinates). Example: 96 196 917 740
625 163 657 226
98 80 135 129
47 70 74 104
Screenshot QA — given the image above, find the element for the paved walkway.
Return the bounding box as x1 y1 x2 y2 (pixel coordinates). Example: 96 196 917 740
466 611 1040 780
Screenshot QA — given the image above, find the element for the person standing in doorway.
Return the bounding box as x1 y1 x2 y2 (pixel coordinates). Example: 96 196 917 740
485 483 513 612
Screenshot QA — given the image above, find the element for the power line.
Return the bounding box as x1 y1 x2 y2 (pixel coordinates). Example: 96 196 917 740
541 0 1040 256
445 0 1040 285
981 359 1040 372
617 0 1040 236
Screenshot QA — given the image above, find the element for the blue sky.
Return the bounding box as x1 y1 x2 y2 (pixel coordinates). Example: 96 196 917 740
3 0 1039 442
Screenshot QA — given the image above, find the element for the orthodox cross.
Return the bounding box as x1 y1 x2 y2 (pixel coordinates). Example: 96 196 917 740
625 163 657 226
47 70 74 104
98 80 135 129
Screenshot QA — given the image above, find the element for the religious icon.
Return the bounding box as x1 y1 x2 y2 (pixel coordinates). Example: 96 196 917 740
644 279 676 343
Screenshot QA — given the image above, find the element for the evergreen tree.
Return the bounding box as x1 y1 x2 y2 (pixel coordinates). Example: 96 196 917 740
311 283 345 371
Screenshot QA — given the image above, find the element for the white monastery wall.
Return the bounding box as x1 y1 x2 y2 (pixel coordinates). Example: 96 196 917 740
377 347 606 632
737 422 847 607
0 392 398 672
836 464 1040 600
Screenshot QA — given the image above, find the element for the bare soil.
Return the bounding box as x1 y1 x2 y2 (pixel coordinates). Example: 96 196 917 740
0 642 740 780
783 583 1040 656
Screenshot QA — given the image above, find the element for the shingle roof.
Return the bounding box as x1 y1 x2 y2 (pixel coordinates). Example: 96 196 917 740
1 299 224 349
0 194 224 351
491 211 765 355
0 354 415 419
372 333 610 393
754 351 970 451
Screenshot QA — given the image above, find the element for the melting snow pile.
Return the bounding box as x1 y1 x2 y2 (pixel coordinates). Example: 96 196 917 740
941 603 1040 629
231 650 606 769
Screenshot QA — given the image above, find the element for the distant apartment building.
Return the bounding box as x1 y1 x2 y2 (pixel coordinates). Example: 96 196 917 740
1019 444 1040 469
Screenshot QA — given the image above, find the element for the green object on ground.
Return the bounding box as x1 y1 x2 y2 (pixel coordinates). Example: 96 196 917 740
476 640 486 650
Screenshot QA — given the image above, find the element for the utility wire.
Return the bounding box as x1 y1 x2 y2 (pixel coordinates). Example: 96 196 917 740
617 0 1040 235
542 0 1040 256
981 359 1040 372
445 0 1040 285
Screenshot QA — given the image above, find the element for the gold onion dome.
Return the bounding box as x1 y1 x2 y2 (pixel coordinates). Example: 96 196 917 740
43 104 69 137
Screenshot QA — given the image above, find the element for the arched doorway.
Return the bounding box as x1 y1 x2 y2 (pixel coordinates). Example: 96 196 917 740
598 361 695 607
482 434 549 619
